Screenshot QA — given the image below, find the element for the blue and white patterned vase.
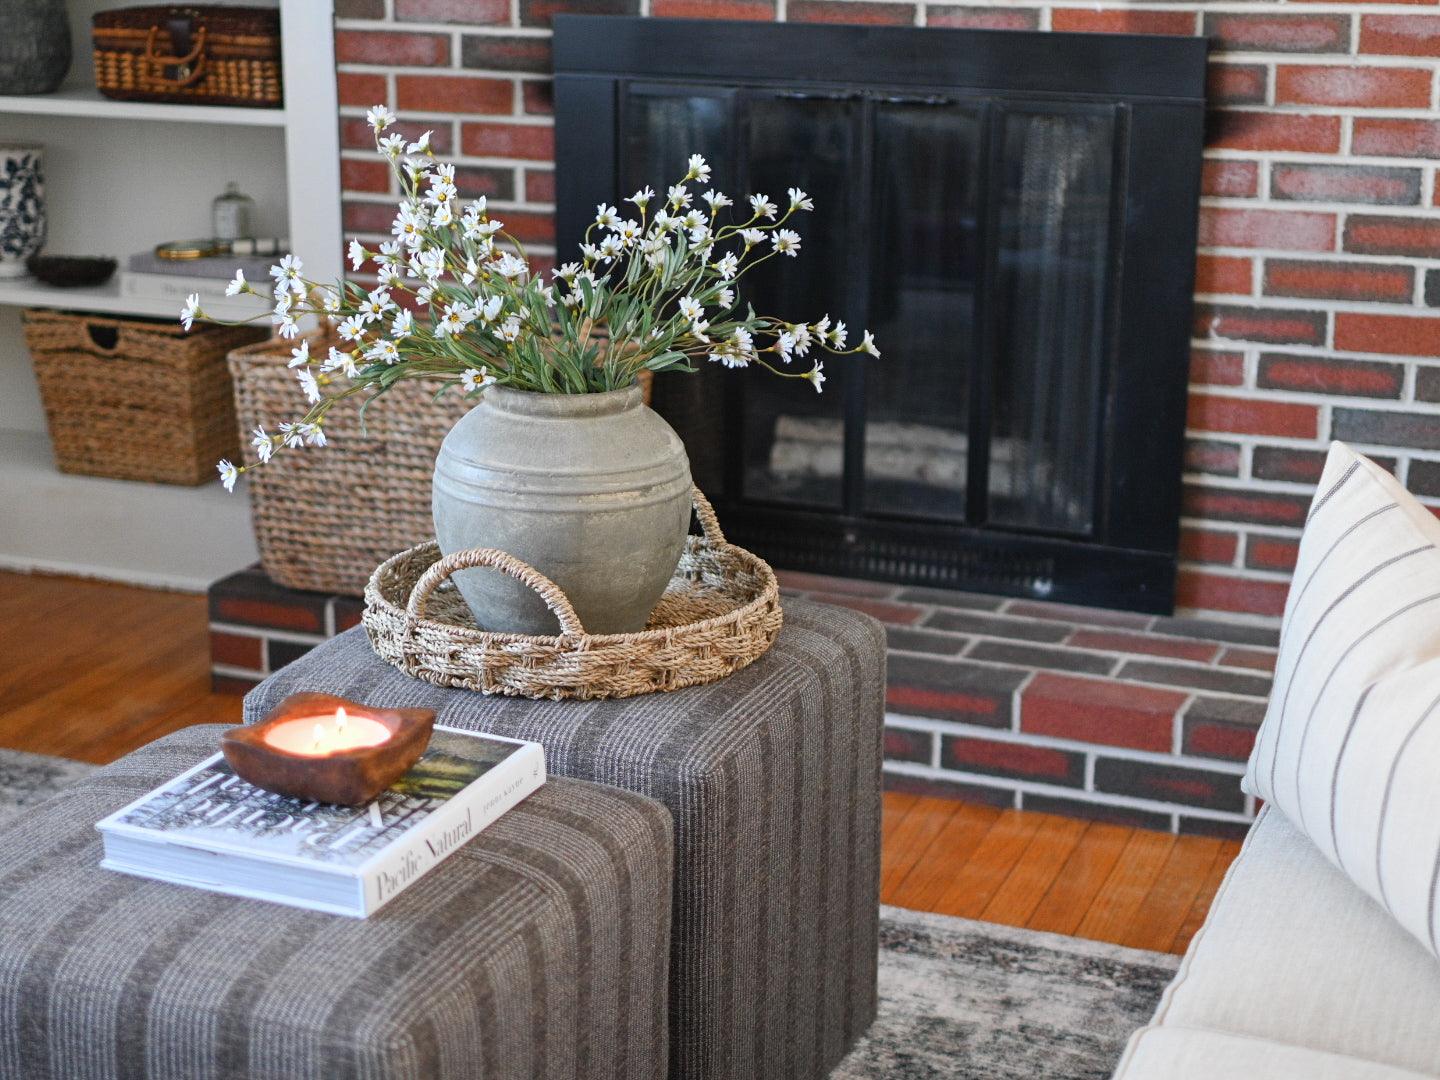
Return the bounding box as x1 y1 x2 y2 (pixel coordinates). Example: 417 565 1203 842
0 146 45 280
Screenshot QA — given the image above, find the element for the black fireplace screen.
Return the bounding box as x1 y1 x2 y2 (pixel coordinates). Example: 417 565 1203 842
554 17 1207 613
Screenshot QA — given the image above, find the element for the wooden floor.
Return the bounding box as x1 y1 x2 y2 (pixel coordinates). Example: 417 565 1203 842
0 570 1239 954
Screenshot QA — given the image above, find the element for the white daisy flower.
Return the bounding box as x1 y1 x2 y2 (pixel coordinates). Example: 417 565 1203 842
296 368 321 404
217 459 239 492
749 194 778 219
716 287 735 308
348 240 367 272
702 189 732 211
805 361 826 394
491 252 527 279
777 331 795 363
496 315 522 343
288 341 310 368
251 426 274 463
667 184 692 209
392 203 428 248
359 287 394 323
790 322 814 355
628 186 654 209
225 269 248 296
379 132 406 159
365 338 400 364
713 252 738 280
598 234 624 261
299 422 327 447
391 309 414 338
278 421 306 448
860 330 880 358
436 304 468 336
476 294 504 323
787 187 815 211
687 154 711 183
678 296 703 322
829 320 847 348
270 253 303 284
180 294 201 331
740 228 765 246
366 104 396 132
407 130 433 155
338 315 368 342
595 203 620 228
461 367 494 393
772 229 801 257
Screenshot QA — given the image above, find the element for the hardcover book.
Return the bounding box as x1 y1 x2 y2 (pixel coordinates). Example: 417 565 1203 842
96 727 545 917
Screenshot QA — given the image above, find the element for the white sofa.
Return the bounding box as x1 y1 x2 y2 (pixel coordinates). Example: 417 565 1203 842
1113 806 1440 1079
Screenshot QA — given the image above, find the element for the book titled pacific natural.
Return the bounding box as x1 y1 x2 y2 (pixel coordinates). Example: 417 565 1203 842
95 727 545 917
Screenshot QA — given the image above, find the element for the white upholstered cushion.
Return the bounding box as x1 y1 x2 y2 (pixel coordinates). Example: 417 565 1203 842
1242 441 1440 960
1117 1028 1437 1080
1114 808 1440 1078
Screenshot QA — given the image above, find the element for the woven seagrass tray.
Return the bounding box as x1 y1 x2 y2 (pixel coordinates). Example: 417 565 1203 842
363 491 783 700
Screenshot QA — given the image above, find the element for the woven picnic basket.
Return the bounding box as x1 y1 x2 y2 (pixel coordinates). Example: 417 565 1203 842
92 5 282 108
228 334 473 596
363 489 784 700
23 309 263 485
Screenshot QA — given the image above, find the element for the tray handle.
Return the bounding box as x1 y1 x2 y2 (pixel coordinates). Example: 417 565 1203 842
692 487 725 545
407 548 587 636
406 488 723 636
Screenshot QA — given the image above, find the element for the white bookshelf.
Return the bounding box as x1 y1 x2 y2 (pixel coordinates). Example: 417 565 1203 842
0 86 287 127
0 0 341 590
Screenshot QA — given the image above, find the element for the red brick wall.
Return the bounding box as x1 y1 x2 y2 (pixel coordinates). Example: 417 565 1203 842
334 0 1440 623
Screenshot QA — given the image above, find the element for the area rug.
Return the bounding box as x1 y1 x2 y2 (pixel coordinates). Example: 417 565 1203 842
0 749 1173 1079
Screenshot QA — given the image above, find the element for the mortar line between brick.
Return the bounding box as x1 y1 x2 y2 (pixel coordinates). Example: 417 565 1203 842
209 621 330 647
883 712 1252 774
888 645 1274 695
883 761 1253 825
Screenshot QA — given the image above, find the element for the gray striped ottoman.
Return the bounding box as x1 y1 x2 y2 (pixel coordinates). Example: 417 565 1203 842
244 598 886 1080
0 725 673 1080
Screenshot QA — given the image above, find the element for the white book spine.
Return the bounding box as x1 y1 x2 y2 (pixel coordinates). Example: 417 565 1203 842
358 741 546 915
119 272 261 321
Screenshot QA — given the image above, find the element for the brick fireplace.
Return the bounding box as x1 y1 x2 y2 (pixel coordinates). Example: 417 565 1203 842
209 0 1440 832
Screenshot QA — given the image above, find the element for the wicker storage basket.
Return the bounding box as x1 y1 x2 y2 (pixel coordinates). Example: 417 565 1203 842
231 337 658 597
23 309 263 485
92 6 282 108
228 335 474 596
364 491 783 700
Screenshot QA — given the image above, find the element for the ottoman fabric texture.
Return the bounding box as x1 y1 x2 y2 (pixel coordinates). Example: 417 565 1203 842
0 725 673 1080
245 597 887 1080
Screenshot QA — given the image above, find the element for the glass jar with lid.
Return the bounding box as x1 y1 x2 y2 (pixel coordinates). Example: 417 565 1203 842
212 181 255 243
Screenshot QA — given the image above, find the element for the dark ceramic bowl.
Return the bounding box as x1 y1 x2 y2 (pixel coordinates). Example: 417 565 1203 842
26 255 117 288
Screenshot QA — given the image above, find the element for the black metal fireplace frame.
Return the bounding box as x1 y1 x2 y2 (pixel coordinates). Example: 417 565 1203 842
553 17 1208 613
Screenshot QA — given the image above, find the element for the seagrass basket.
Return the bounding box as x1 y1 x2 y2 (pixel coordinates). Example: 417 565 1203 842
228 335 473 596
363 490 784 700
23 309 263 485
93 6 282 108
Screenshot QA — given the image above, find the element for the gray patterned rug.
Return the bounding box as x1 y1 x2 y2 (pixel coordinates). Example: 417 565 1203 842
0 749 1172 1079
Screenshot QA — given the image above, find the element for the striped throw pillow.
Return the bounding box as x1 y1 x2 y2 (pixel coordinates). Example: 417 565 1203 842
1243 441 1440 959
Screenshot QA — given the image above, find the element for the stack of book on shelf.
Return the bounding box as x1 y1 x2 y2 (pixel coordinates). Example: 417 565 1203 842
121 252 279 319
96 728 546 916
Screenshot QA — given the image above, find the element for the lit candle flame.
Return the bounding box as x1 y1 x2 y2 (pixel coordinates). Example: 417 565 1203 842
312 722 325 750
335 706 347 732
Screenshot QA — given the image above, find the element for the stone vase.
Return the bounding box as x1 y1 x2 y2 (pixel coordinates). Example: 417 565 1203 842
432 383 693 636
0 0 71 96
0 146 45 280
